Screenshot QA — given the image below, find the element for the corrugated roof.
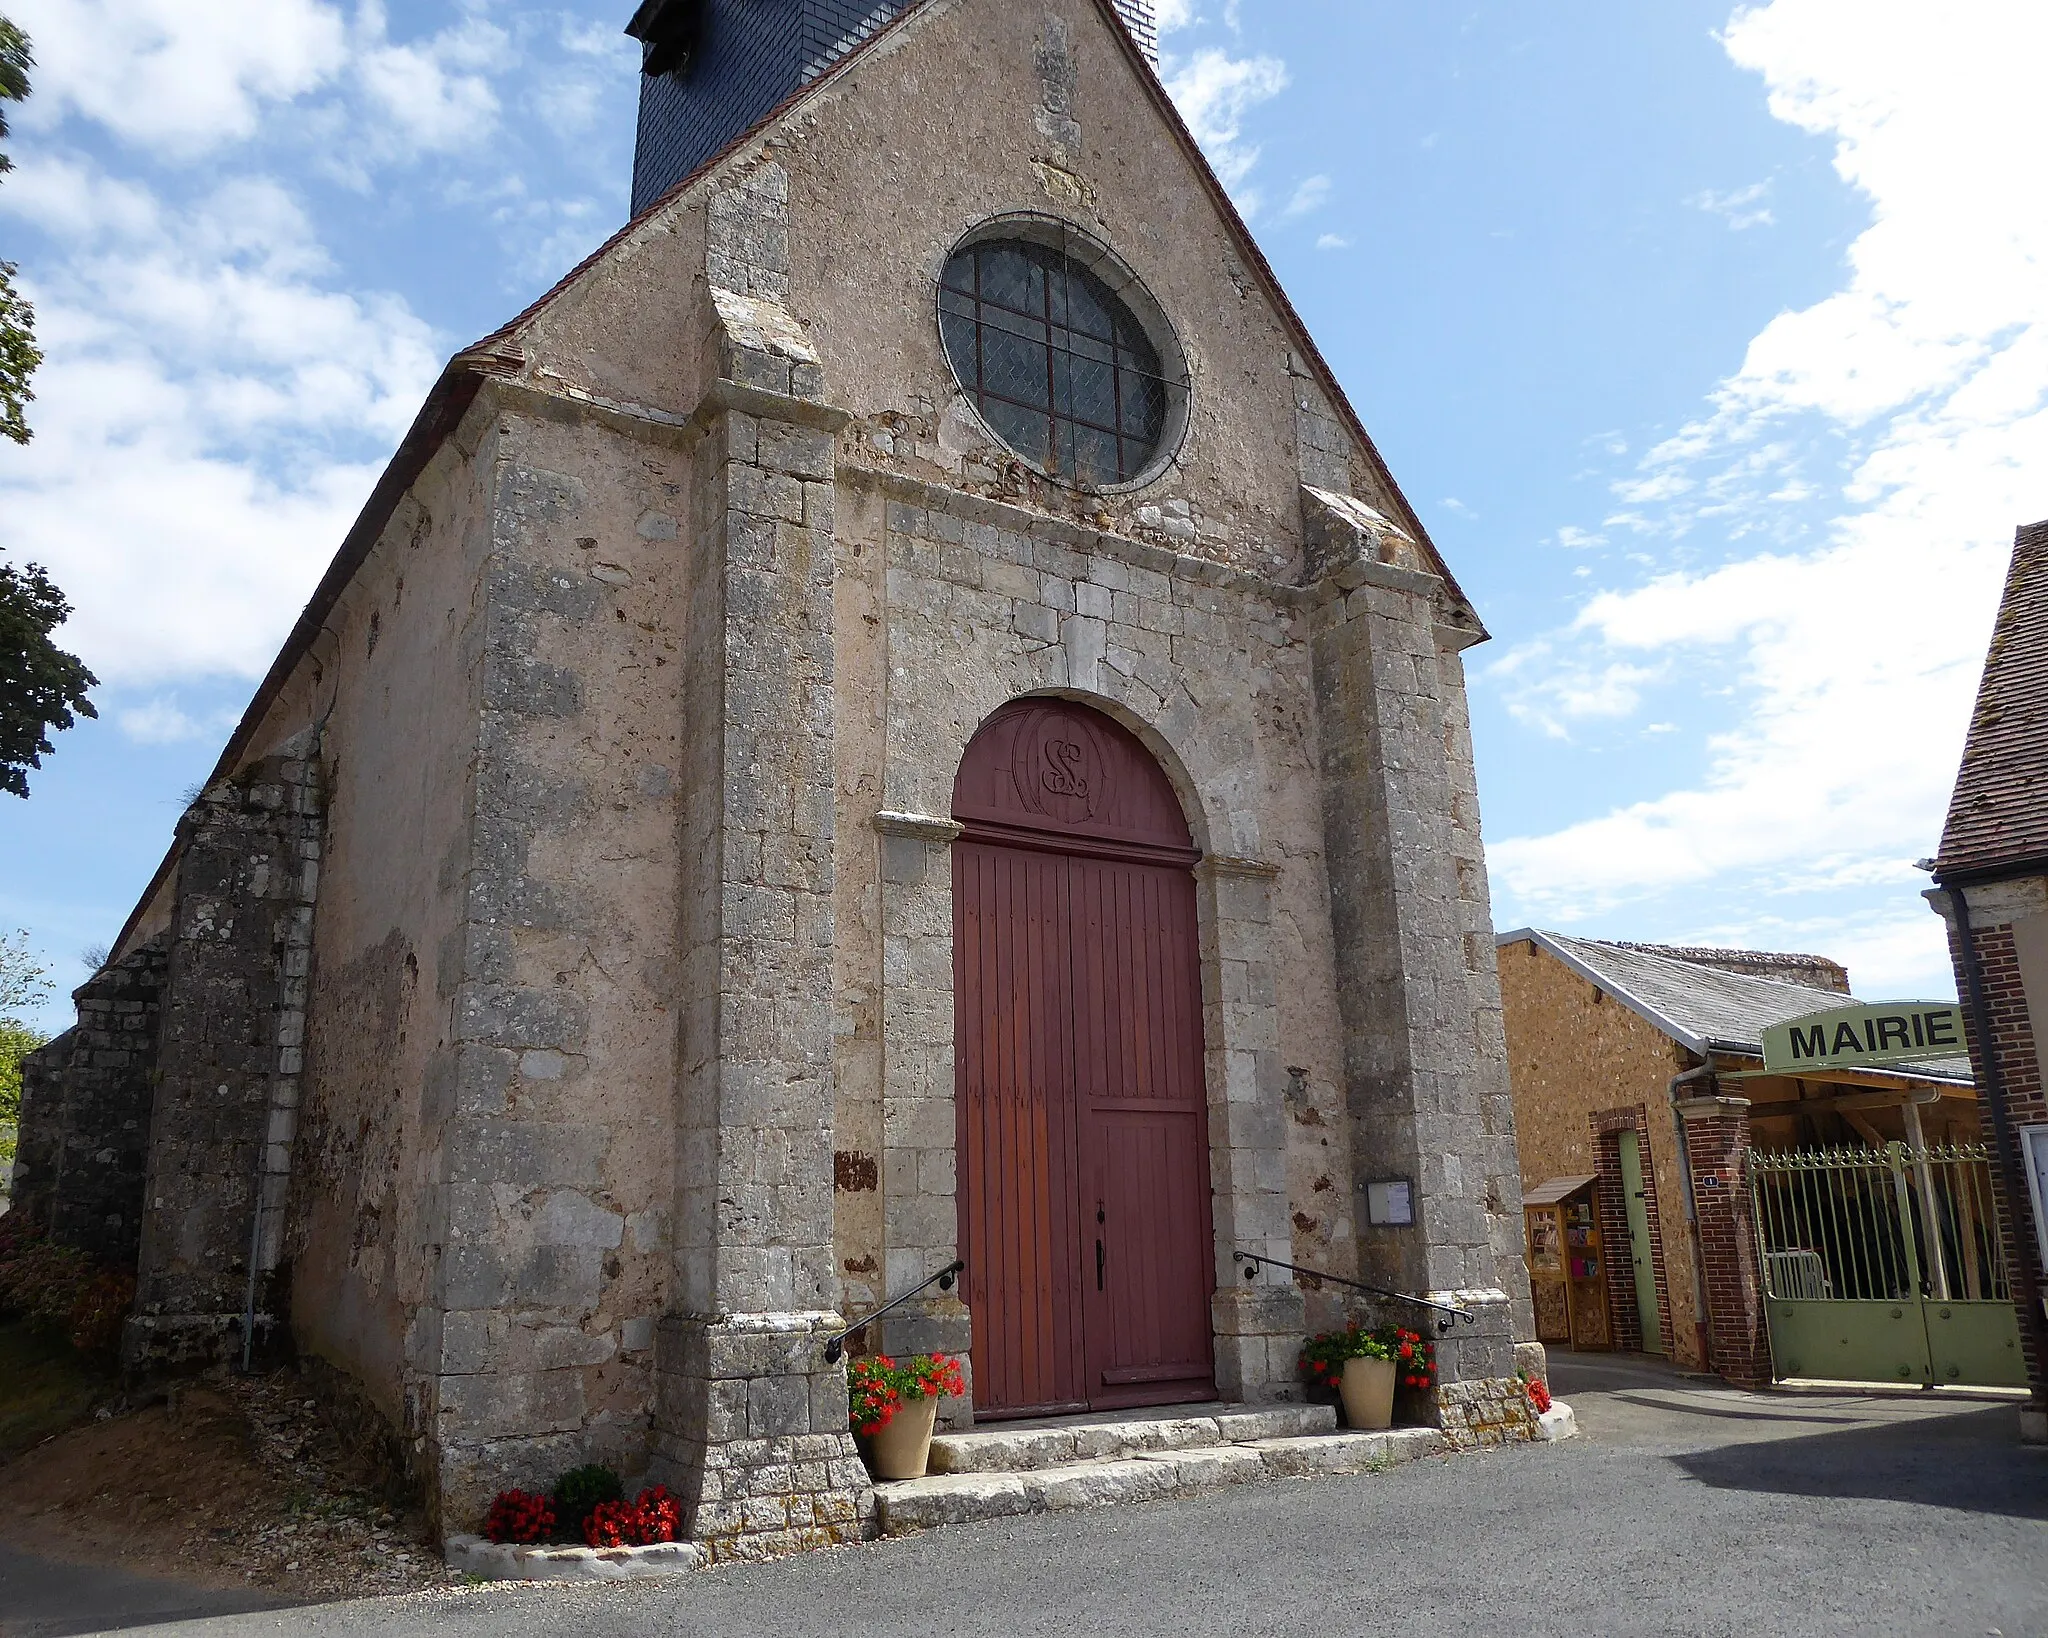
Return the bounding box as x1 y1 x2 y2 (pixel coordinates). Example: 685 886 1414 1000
1496 929 1973 1085
1937 519 2048 882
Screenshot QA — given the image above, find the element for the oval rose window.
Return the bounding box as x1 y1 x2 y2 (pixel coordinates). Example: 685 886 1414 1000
938 228 1186 489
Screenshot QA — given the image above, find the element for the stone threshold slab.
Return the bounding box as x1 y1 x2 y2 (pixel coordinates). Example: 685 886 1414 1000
929 1403 1337 1473
878 1427 1448 1534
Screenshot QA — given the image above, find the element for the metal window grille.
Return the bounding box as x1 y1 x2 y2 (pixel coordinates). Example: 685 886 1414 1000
938 236 1183 488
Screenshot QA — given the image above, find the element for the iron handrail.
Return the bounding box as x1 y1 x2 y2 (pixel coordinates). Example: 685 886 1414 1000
1232 1250 1476 1335
822 1260 965 1363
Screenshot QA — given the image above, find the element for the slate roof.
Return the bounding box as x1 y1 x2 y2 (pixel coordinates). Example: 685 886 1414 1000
1937 519 2048 882
1496 929 1972 1085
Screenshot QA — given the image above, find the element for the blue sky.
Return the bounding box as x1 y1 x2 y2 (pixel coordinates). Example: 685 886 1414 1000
1 0 2043 1033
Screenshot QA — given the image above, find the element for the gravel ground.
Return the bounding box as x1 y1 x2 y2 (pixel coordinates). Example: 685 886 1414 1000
8 1354 2044 1638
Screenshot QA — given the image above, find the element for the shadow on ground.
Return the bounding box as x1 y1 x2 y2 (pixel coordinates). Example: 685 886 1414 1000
0 1543 299 1638
1671 1402 2048 1520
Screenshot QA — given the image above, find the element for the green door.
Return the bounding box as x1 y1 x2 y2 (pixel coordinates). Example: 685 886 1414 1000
1618 1130 1664 1354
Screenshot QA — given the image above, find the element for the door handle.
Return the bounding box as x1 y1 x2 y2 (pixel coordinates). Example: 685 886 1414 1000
1096 1238 1105 1291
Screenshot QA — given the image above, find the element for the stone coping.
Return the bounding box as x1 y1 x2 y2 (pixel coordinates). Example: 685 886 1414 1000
446 1535 709 1583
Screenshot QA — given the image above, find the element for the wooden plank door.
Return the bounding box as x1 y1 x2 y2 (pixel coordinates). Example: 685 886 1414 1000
1619 1131 1664 1354
1071 854 1216 1409
953 696 1215 1419
954 839 1089 1416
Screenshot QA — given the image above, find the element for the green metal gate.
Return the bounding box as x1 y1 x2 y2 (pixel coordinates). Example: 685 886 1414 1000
1749 1143 2027 1388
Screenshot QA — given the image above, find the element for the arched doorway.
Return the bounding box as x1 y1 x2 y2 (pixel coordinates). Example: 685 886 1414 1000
952 698 1216 1419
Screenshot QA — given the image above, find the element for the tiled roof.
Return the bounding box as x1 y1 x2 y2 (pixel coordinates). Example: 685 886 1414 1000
1609 940 1850 993
1496 929 1972 1084
1937 519 2048 881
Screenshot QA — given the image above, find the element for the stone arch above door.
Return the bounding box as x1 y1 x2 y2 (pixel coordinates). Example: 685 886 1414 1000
951 696 1197 857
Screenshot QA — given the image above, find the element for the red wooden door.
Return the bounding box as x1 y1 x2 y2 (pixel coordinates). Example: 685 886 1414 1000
954 700 1215 1419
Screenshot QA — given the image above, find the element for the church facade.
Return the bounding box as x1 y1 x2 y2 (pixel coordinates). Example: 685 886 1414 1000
14 0 1538 1551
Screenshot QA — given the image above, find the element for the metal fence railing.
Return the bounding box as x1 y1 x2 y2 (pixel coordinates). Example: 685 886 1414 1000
1749 1142 2012 1304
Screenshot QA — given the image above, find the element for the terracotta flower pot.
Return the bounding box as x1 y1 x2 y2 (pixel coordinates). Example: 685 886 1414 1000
1340 1355 1397 1430
863 1393 940 1480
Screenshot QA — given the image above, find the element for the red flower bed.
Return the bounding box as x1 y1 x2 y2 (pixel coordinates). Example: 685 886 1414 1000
484 1489 556 1545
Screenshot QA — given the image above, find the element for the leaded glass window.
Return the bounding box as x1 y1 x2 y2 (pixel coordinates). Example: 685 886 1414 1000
938 238 1176 487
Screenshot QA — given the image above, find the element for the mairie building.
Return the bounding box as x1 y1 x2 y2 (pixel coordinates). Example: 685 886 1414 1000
14 0 1540 1549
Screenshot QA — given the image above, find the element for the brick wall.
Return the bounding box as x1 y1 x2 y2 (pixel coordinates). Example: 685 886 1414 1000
1680 1099 1771 1388
1589 1105 1674 1357
1944 909 2048 1398
1498 937 1706 1366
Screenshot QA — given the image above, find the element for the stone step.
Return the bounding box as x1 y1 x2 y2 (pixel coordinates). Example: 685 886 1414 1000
877 1426 1444 1536
928 1403 1337 1474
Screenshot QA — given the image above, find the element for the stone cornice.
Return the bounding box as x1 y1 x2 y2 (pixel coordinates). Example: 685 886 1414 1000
872 811 965 844
838 463 1315 612
1675 1095 1753 1118
1195 854 1281 881
483 373 852 456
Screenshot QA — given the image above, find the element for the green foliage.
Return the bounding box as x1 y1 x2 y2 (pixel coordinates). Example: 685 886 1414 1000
0 926 48 1019
0 17 29 163
0 1221 135 1356
1298 1320 1438 1395
549 1464 622 1540
0 1016 43 1126
1 18 38 443
0 561 97 797
0 261 36 446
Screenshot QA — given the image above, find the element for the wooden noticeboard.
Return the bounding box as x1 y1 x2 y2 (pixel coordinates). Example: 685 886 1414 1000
1524 1176 1611 1350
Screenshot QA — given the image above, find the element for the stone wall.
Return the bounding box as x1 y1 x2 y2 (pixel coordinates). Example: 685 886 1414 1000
850 468 1324 1406
128 740 324 1370
646 163 873 1559
9 942 166 1265
1303 489 1527 1387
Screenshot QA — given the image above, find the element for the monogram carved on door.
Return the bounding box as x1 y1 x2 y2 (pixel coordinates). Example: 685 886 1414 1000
953 699 1216 1419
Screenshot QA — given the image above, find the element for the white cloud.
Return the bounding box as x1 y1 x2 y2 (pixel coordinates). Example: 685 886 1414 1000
0 158 441 685
1691 179 1776 229
1152 0 1196 31
1315 232 1349 251
349 3 514 168
116 696 234 745
1282 175 1330 219
1555 526 1605 549
1488 0 2048 992
1165 46 1289 208
8 0 348 157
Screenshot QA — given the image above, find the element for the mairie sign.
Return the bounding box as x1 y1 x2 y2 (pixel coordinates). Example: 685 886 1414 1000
1760 1002 1965 1076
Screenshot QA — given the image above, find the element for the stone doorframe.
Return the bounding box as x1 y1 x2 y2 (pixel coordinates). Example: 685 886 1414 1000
865 700 1304 1418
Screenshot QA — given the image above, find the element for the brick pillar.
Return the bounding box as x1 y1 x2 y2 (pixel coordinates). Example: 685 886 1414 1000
1678 1095 1770 1388
651 161 872 1562
128 736 324 1370
10 941 168 1264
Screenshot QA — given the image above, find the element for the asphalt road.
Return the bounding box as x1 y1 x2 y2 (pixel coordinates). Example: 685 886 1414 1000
8 1354 2044 1638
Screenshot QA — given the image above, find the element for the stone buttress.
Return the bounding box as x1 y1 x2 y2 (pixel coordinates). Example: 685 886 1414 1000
1299 486 1535 1437
126 735 326 1370
649 161 874 1558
